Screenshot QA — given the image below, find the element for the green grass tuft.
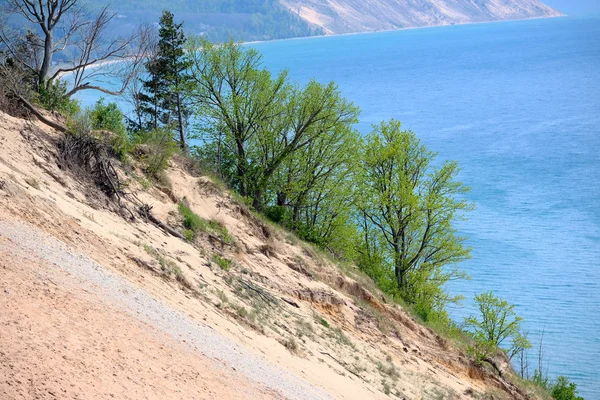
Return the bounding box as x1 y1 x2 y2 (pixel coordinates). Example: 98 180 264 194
212 255 232 271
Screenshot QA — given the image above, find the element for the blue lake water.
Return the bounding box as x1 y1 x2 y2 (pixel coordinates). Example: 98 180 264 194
75 16 600 398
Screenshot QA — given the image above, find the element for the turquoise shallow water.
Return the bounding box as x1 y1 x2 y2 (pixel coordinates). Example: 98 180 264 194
75 16 600 398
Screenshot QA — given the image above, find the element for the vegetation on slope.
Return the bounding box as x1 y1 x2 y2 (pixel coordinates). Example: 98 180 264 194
0 2 584 399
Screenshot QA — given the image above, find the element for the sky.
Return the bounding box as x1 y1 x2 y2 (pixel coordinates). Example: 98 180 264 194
543 0 600 15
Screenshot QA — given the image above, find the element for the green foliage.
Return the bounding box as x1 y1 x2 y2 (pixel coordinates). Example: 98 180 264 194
184 229 195 242
356 119 472 313
133 128 178 177
319 317 330 328
178 202 234 245
36 80 80 115
89 98 130 159
550 376 584 400
464 292 530 363
187 38 359 214
533 369 551 390
264 205 286 224
137 11 192 151
178 202 208 233
212 255 232 271
207 219 235 245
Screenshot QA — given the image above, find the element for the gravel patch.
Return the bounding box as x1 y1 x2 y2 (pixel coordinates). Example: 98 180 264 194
0 219 333 400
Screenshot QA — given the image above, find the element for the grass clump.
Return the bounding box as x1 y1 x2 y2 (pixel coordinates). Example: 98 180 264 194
178 201 235 245
179 202 207 232
132 128 178 177
377 361 399 380
212 255 232 271
283 337 299 353
207 219 235 245
144 244 181 276
184 229 195 242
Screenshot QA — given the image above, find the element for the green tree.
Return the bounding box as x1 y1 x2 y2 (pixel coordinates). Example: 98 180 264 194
248 79 358 210
551 376 584 400
139 11 191 151
356 120 472 311
187 38 359 210
187 38 288 198
465 292 531 374
465 292 523 347
270 124 361 254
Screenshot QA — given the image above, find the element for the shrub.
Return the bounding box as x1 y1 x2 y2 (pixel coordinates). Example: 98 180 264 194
36 80 80 116
178 202 235 245
464 292 529 365
264 205 286 224
89 98 130 159
212 255 232 271
133 128 178 177
551 376 584 400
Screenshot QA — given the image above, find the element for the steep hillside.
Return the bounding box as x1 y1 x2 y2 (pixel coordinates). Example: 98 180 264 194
281 0 563 34
0 110 544 399
82 0 323 42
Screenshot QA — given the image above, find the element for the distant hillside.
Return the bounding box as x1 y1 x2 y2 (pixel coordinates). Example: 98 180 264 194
86 0 323 42
82 0 562 42
281 0 563 35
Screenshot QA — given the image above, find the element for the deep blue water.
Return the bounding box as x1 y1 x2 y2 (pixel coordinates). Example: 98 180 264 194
75 16 600 398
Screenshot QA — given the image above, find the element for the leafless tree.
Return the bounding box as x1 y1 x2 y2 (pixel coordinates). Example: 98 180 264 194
0 0 154 99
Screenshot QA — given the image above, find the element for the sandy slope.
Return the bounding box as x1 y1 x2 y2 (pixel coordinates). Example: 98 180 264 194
0 231 284 400
0 110 539 399
281 0 563 35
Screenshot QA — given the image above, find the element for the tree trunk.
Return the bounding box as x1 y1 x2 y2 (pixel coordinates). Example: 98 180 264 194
39 31 53 88
276 192 286 207
175 92 187 152
394 241 406 292
253 188 265 212
236 139 247 196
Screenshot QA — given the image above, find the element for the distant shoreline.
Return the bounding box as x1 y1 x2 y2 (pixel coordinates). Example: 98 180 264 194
242 14 567 47
58 14 567 80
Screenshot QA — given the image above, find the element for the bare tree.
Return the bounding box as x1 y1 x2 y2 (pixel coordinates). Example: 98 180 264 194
0 0 153 98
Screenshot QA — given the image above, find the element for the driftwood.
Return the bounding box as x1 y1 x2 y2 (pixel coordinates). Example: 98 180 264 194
281 298 301 308
138 204 187 240
238 278 278 305
18 95 67 132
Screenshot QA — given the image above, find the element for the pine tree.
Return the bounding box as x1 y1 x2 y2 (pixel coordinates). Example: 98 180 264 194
139 11 191 151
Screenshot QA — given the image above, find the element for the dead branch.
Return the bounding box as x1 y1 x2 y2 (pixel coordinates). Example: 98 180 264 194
138 204 187 240
281 298 301 308
238 278 278 305
17 95 67 132
483 357 504 377
1 1 155 97
58 129 135 220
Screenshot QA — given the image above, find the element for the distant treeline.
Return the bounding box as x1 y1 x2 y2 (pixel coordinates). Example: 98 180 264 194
85 0 323 42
